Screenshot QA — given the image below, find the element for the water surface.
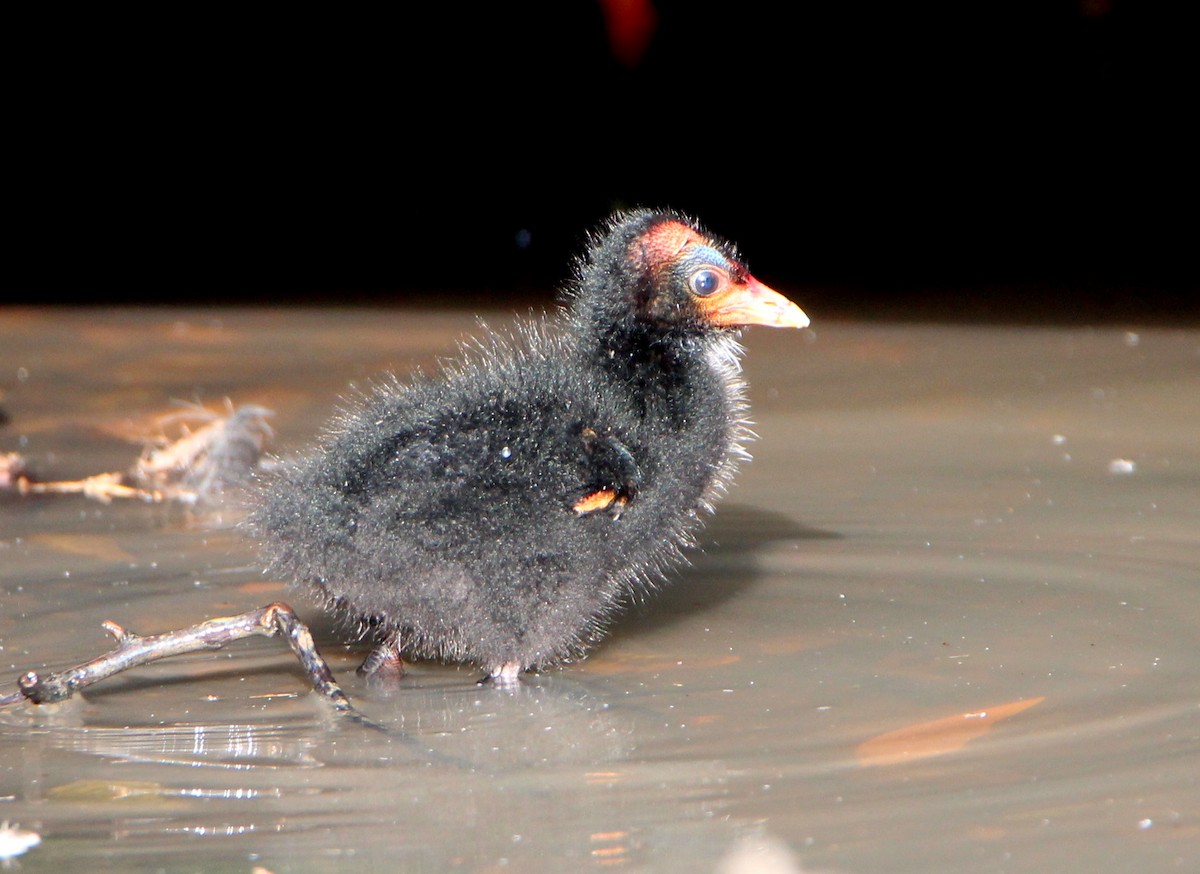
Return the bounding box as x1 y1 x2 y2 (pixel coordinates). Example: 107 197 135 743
1 309 1196 872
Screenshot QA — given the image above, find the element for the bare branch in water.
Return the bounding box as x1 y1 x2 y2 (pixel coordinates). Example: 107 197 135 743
10 401 274 506
0 602 380 730
0 452 28 489
17 471 162 503
133 401 274 503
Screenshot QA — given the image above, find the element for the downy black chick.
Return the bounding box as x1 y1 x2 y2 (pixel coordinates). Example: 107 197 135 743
252 209 809 683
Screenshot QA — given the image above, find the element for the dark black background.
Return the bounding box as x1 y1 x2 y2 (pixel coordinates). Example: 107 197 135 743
12 2 1196 321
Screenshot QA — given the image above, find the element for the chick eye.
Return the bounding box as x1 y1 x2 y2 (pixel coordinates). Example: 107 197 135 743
689 269 721 296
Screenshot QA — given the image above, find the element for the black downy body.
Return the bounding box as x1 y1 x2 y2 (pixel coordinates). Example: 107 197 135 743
252 209 808 679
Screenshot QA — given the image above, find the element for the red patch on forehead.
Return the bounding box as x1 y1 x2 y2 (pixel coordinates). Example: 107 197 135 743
634 220 707 274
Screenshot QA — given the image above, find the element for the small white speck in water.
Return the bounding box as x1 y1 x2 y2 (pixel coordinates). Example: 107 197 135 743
1108 458 1136 475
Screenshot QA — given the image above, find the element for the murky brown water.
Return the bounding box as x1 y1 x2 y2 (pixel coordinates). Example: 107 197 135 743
2 308 1197 873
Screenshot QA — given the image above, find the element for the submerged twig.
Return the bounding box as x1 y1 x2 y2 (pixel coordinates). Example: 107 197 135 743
17 470 162 503
132 400 274 503
11 400 274 506
0 602 380 730
0 452 28 489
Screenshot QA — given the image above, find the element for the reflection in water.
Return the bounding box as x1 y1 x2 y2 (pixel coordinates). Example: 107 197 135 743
16 721 323 772
1 310 1198 872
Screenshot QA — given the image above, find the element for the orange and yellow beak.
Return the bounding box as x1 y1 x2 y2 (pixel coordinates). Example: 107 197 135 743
696 275 810 329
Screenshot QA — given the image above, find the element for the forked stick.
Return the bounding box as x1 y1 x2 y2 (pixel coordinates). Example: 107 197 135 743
0 602 379 729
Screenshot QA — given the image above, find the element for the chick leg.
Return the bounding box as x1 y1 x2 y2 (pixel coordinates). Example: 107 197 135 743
479 661 523 687
357 632 406 680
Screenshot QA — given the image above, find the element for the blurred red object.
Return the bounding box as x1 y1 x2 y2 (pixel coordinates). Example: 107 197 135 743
598 0 658 67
